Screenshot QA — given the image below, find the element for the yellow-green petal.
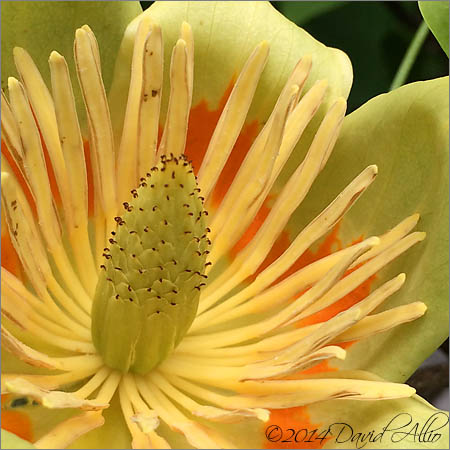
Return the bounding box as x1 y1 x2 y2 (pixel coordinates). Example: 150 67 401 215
108 0 352 145
316 396 449 448
293 77 449 382
1 1 142 124
1 430 35 449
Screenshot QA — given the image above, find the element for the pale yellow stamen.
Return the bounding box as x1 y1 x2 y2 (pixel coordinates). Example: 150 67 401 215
1 326 102 372
117 16 153 202
1 370 97 393
13 48 71 219
0 101 92 311
207 84 299 264
95 370 122 402
162 345 344 381
150 371 270 423
119 379 158 449
204 56 316 253
235 378 415 405
281 274 406 359
180 21 194 104
1 170 92 326
205 214 421 326
232 79 328 251
299 232 425 319
2 295 95 353
181 300 426 361
136 378 236 449
138 23 163 171
241 345 347 381
158 32 191 157
2 271 85 341
120 374 170 449
334 301 427 342
74 366 111 399
350 212 420 267
49 50 98 294
1 91 27 178
2 268 90 339
5 378 107 410
13 49 84 277
182 239 375 351
195 164 377 325
34 371 120 449
168 361 415 403
93 207 107 268
165 372 265 413
197 41 270 198
6 78 61 247
199 98 348 314
74 27 117 225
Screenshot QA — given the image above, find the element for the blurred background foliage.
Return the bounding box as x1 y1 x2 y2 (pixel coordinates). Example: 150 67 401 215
141 1 448 113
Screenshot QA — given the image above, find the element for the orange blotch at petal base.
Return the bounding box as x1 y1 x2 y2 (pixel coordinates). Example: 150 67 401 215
186 84 376 450
265 406 333 449
261 230 375 450
1 79 376 446
1 395 34 442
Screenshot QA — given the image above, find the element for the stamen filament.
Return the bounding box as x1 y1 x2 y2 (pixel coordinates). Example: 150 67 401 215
74 366 111 399
74 27 117 218
197 41 270 199
121 374 170 449
196 164 377 323
228 79 328 253
13 48 72 233
158 37 190 157
49 50 97 295
299 232 425 319
1 91 27 179
333 301 427 342
1 326 102 372
183 239 376 350
2 269 91 339
199 99 349 314
1 369 97 392
207 84 299 264
138 23 163 171
117 16 153 202
1 171 92 326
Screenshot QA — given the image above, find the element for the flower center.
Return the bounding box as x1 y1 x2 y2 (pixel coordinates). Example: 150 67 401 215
91 155 210 374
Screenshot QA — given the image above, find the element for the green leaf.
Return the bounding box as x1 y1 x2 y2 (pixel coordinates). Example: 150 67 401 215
419 1 449 56
277 1 349 25
108 0 353 145
1 430 35 449
290 77 449 382
1 1 142 123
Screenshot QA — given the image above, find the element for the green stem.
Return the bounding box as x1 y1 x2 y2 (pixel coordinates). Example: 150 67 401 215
390 21 429 91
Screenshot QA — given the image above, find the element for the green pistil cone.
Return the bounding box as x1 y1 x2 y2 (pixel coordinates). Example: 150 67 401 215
91 155 210 374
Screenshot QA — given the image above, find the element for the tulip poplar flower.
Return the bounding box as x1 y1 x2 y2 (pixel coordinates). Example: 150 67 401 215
1 2 448 449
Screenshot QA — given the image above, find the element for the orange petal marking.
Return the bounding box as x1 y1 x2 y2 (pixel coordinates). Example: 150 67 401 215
1 394 34 442
184 79 260 205
1 233 22 278
83 140 95 216
265 406 333 449
296 233 377 328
